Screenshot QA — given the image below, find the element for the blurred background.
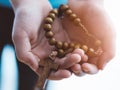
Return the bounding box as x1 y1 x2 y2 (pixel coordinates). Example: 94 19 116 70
0 0 120 90
0 1 38 90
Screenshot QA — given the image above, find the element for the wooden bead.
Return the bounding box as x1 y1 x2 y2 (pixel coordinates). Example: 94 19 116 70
66 48 74 54
74 44 81 49
58 49 65 58
45 17 53 24
69 43 75 48
60 4 69 12
48 38 56 45
86 48 95 57
70 13 77 20
56 41 63 49
48 13 56 20
65 9 72 16
74 18 81 26
45 31 54 38
44 24 52 31
95 40 101 46
63 42 69 50
50 9 58 15
81 45 88 53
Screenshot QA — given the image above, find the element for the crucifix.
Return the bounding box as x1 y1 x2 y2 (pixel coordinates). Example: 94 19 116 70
37 51 59 90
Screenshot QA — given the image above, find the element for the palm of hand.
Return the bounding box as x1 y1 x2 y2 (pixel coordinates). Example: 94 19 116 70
33 1 115 75
61 1 116 70
12 1 72 79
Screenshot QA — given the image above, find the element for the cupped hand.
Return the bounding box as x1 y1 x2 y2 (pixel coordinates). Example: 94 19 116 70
62 0 116 74
11 0 87 80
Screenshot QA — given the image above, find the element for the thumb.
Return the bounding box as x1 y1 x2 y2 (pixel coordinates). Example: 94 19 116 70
13 32 39 72
97 35 116 70
97 52 114 70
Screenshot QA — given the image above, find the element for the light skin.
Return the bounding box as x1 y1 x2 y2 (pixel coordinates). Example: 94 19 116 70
10 0 87 80
10 0 116 80
65 0 116 71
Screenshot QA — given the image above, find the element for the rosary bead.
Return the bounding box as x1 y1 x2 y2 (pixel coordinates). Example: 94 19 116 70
45 31 54 38
60 4 69 12
86 48 95 57
44 24 52 31
95 40 102 46
74 44 81 49
81 45 88 53
57 49 65 58
63 42 69 50
48 38 56 45
48 13 56 20
74 18 81 26
69 13 77 20
65 9 72 16
45 17 53 24
49 51 58 60
50 9 58 15
56 41 63 49
69 43 75 48
66 48 74 54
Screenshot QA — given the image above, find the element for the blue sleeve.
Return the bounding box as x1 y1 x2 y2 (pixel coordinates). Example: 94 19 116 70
49 0 68 8
0 0 68 8
0 0 11 7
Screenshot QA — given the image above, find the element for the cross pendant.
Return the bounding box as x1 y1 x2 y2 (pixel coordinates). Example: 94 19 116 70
37 51 59 90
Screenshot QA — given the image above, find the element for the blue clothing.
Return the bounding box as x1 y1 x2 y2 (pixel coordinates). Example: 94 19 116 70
49 0 68 8
0 0 68 8
0 0 11 7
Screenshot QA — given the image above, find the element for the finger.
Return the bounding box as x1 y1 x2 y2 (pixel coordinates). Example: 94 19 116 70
21 52 40 72
88 57 98 66
73 49 88 62
48 69 72 80
71 64 85 77
82 63 99 74
56 53 81 69
13 32 39 72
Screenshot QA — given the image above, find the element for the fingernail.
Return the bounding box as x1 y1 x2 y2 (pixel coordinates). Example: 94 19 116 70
74 70 85 77
74 54 81 62
74 70 80 74
83 68 90 73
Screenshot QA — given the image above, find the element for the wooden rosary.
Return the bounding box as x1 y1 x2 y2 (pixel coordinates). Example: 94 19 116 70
36 4 103 90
